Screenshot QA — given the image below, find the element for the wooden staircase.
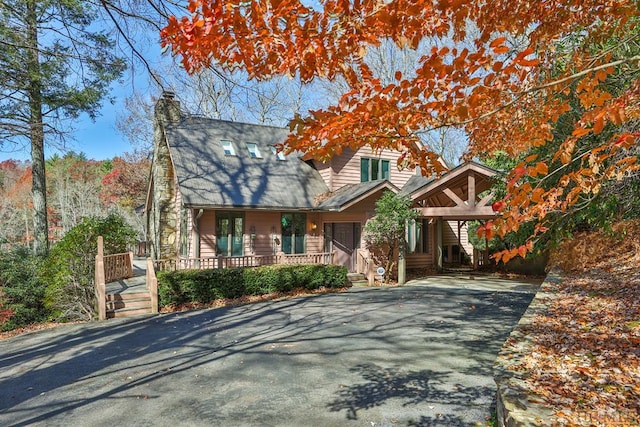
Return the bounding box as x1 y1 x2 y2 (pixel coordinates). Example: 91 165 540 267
106 289 153 318
95 236 158 320
347 272 369 287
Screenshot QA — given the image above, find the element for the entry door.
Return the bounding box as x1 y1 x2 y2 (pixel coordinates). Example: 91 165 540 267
326 223 361 271
216 213 244 256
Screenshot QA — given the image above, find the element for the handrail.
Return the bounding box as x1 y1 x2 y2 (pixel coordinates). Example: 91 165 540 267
94 236 135 320
95 252 106 321
146 258 158 313
357 248 375 286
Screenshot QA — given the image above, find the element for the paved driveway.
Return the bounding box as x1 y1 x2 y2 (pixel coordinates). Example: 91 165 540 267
0 275 538 427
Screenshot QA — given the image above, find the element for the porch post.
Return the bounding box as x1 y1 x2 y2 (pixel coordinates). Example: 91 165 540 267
436 217 443 272
398 241 406 286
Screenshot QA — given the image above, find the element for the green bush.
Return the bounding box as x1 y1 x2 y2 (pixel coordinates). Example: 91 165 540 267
41 214 136 321
0 247 50 331
158 264 348 307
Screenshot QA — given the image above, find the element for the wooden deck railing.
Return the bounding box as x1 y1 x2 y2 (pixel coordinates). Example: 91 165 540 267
154 251 336 272
94 236 134 320
104 252 134 283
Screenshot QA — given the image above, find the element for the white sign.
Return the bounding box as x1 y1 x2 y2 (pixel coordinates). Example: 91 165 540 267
376 266 386 276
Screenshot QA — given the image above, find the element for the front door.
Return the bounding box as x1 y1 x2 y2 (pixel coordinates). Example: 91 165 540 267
216 213 244 256
325 223 361 271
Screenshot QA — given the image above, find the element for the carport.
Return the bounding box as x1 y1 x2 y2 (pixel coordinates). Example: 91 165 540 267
404 162 499 276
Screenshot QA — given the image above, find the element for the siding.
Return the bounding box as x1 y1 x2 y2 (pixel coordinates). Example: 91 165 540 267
313 160 332 191
199 210 216 258
407 221 435 269
197 210 321 257
330 147 416 190
245 211 281 256
443 220 473 260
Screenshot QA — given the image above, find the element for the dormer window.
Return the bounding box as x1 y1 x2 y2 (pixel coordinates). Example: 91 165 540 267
361 158 390 182
221 140 236 156
246 142 262 158
271 146 286 161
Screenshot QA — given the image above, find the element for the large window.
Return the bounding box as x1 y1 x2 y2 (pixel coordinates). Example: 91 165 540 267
407 219 430 254
361 158 390 182
281 213 306 254
216 212 244 256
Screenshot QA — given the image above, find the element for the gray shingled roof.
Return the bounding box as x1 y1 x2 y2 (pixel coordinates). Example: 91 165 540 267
165 117 329 209
317 180 398 211
398 174 435 197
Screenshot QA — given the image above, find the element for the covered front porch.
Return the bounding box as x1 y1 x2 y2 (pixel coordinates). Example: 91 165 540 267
356 162 499 285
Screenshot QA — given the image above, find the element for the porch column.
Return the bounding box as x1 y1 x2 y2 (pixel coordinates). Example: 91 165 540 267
436 217 443 272
398 240 406 286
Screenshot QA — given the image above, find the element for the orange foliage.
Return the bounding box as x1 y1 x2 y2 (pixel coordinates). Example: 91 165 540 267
162 1 640 259
513 221 640 424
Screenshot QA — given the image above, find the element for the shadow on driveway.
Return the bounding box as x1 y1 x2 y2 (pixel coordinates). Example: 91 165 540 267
0 279 538 426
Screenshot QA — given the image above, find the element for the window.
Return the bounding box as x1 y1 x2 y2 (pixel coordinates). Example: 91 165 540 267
408 219 430 254
271 146 286 160
216 212 244 256
360 158 390 182
281 213 306 254
246 142 262 158
221 140 236 156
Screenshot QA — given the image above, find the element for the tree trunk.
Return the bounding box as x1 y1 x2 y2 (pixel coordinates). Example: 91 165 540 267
26 0 48 255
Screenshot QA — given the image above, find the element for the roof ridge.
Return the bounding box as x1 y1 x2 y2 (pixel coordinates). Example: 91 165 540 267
179 115 288 131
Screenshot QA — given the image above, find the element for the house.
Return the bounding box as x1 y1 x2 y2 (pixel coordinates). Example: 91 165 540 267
146 92 499 278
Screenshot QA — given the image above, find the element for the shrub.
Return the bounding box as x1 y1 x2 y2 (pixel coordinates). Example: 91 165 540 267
0 247 50 331
157 268 246 306
158 264 348 307
41 214 136 321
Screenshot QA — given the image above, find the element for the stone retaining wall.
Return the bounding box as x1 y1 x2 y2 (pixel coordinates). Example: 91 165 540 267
493 269 562 426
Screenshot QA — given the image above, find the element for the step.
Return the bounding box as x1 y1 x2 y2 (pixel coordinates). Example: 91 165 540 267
350 279 370 287
106 298 151 310
106 306 152 318
347 273 366 281
106 291 150 301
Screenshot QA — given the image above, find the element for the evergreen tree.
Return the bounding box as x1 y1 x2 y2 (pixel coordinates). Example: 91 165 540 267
364 191 417 283
0 0 125 254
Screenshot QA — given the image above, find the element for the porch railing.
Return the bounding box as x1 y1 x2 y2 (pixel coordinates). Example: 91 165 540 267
104 252 134 283
154 251 336 272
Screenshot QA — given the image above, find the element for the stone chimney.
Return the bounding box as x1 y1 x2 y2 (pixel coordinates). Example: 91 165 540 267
148 91 182 260
154 90 182 125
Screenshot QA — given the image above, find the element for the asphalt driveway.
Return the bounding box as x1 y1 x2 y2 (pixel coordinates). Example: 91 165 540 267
0 275 539 427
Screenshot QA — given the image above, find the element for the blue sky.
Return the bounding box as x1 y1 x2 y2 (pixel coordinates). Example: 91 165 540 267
0 72 156 163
